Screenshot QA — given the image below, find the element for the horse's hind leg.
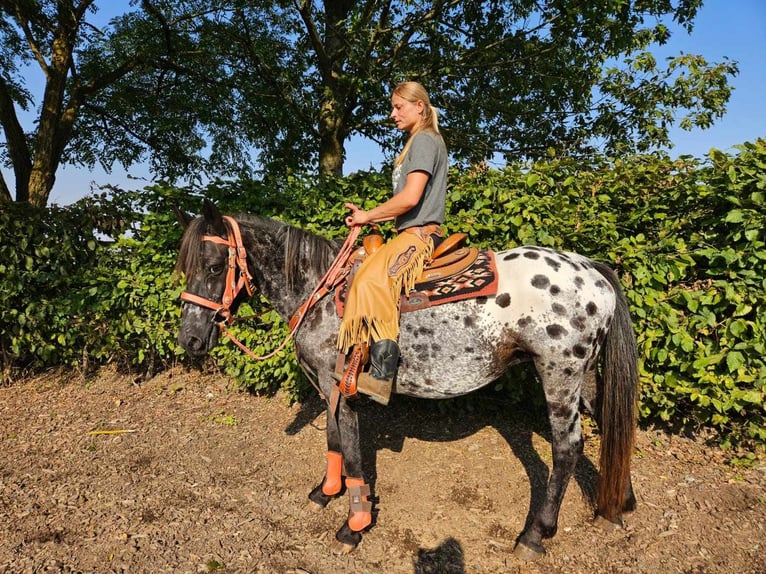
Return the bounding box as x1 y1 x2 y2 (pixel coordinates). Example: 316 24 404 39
515 365 584 560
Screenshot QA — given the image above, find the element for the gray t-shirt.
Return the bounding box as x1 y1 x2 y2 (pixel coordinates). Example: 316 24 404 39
392 130 448 230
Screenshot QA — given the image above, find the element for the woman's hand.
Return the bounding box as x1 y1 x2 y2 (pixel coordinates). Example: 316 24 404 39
344 203 369 227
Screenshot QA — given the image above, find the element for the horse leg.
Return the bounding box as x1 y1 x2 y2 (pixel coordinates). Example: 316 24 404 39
308 382 346 508
330 395 373 555
514 368 583 561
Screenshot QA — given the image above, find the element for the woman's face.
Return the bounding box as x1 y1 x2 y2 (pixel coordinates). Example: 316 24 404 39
390 94 424 133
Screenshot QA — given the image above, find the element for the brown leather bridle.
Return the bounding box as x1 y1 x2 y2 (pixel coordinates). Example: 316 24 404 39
180 215 254 326
180 214 360 363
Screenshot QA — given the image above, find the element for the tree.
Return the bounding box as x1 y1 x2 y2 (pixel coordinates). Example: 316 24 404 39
139 0 734 176
1 0 738 206
0 0 228 206
0 1 130 206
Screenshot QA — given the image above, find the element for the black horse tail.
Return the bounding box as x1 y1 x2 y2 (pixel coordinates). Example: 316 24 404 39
592 261 638 522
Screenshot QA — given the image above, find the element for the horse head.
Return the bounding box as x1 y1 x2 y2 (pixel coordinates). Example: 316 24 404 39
176 200 253 356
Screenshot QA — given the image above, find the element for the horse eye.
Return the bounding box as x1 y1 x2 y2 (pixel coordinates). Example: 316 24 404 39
209 264 224 275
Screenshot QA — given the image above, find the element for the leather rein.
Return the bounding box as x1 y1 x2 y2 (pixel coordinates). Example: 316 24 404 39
180 215 360 361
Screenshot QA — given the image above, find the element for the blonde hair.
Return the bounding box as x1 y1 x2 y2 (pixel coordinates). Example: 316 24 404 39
393 81 440 166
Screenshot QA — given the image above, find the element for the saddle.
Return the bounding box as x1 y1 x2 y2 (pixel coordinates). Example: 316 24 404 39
335 231 498 317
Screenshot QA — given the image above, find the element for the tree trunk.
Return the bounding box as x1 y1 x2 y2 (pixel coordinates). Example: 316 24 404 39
318 96 345 176
315 0 356 177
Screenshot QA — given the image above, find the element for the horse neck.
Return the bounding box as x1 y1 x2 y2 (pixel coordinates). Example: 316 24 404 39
241 217 339 321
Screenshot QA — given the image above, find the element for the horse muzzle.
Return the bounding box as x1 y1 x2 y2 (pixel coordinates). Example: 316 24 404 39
178 305 221 356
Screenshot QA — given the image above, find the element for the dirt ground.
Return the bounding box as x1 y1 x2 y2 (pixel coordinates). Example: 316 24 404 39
1 367 764 574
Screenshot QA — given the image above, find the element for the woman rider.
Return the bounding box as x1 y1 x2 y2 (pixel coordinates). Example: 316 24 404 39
337 81 448 405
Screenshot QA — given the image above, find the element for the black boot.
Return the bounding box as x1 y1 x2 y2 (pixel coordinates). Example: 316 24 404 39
356 339 399 405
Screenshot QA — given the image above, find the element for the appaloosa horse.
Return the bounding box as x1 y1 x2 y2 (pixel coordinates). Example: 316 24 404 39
176 200 638 560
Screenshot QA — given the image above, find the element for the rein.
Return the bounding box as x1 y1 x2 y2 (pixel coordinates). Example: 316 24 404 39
181 216 360 361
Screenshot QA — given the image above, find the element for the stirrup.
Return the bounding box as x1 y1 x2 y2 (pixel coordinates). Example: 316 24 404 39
356 373 392 406
338 344 368 397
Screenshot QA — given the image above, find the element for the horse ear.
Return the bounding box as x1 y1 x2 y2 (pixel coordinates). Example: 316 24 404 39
202 199 227 236
172 204 193 229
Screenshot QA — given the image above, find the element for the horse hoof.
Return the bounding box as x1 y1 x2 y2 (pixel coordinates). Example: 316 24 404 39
513 542 545 561
331 540 356 555
305 500 324 513
594 514 623 531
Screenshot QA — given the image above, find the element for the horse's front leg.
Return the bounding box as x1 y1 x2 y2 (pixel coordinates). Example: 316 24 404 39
309 379 344 508
305 377 372 554
330 394 373 554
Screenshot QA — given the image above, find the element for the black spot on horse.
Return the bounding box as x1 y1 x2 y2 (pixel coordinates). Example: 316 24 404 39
523 251 541 260
517 316 534 328
495 293 511 308
586 302 598 316
549 402 573 419
476 296 488 304
574 276 584 288
544 256 561 272
550 285 561 295
568 416 580 434
464 316 476 328
594 279 606 289
531 274 550 289
546 324 567 339
558 253 580 271
563 367 574 376
504 252 520 260
552 303 567 315
570 315 587 331
572 344 588 359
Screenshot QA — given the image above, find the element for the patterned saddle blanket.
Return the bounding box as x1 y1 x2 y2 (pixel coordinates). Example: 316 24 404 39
334 244 499 317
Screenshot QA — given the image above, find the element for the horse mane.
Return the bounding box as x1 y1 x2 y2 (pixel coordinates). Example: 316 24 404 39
281 226 340 291
175 216 208 279
175 213 341 291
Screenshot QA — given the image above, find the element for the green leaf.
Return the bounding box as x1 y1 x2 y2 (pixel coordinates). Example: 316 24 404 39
726 351 745 373
724 209 745 223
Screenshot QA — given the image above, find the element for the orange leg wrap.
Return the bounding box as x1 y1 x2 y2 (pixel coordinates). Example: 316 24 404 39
322 451 344 496
345 477 372 532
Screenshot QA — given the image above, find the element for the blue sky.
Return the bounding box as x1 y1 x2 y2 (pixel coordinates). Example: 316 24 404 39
6 1 765 205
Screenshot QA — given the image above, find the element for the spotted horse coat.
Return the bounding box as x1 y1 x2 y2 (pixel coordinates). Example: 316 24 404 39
176 204 638 561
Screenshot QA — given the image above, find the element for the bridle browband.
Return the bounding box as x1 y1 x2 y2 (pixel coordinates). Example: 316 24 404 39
180 215 254 326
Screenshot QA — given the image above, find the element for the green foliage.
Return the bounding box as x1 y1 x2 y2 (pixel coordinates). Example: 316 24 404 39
1 140 764 450
0 0 738 205
0 188 187 379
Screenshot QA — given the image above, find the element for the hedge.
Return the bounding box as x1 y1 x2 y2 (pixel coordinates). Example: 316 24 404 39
0 140 763 449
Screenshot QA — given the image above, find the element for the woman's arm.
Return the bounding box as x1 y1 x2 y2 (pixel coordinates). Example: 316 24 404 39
345 170 429 227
